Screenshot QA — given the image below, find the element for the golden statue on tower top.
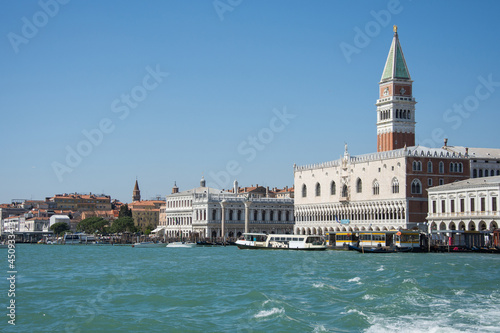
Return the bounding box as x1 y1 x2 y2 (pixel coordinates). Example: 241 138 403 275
393 25 398 33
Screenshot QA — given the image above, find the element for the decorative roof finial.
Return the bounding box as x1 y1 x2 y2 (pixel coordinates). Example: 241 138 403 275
393 25 398 33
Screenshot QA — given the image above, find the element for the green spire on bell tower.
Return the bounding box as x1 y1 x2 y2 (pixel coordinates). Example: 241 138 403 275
381 25 411 82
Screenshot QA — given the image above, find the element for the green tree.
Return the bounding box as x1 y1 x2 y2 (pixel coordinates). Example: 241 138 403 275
49 222 70 235
77 217 108 234
119 204 133 218
109 216 137 233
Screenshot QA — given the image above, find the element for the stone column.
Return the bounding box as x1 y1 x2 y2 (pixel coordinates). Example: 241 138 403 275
244 200 252 234
220 200 227 244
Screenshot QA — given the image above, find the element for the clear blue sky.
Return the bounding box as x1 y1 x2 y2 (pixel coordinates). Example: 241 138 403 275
1 0 500 204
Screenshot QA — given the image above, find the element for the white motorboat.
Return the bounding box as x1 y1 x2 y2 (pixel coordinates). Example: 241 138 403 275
63 234 96 245
166 242 196 248
63 234 82 245
132 241 165 248
235 233 327 251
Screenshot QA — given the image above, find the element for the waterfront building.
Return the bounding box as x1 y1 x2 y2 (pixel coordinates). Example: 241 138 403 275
20 216 51 233
49 214 70 227
275 186 295 199
80 210 117 221
427 176 500 232
227 184 295 199
160 177 294 240
47 193 112 211
128 200 164 231
293 27 471 235
1 215 22 233
440 143 500 178
0 203 28 220
294 146 470 234
19 200 49 210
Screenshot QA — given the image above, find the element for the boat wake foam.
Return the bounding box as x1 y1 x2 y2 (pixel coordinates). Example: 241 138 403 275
254 307 284 318
348 277 362 284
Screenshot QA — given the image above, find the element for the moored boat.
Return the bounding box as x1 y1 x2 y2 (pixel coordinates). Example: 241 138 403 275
348 245 413 253
353 231 422 252
63 233 96 245
63 234 82 245
132 241 165 248
235 233 327 251
166 241 196 248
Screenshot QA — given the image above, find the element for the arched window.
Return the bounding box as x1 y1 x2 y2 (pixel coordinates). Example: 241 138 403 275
330 181 336 195
427 161 433 173
302 184 307 197
356 178 362 193
212 209 216 220
341 184 348 197
485 170 489 177
411 179 422 194
408 111 411 119
439 161 444 174
473 169 477 178
413 161 422 171
403 110 406 119
479 169 483 177
373 180 380 195
315 183 321 196
450 163 454 172
392 178 399 194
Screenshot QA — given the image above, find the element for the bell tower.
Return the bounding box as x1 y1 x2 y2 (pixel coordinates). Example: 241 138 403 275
133 179 141 202
376 26 416 152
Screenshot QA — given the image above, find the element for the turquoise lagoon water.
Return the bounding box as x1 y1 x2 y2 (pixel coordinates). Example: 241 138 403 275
1 244 500 332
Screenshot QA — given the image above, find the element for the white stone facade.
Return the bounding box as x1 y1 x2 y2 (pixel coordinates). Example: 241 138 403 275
160 181 294 240
49 215 70 227
427 176 500 232
294 147 409 234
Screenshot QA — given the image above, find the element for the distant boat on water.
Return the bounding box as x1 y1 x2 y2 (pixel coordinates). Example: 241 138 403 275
132 241 165 248
166 241 196 248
